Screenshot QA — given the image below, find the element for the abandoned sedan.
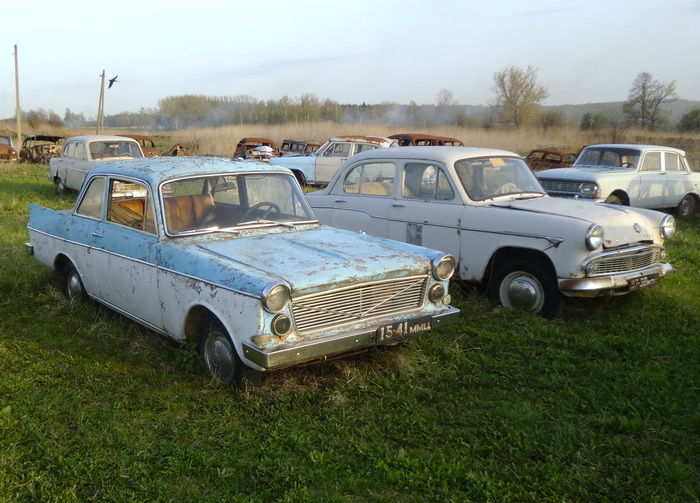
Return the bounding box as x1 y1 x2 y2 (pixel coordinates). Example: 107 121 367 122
0 135 19 162
307 146 675 318
26 157 459 386
20 135 65 164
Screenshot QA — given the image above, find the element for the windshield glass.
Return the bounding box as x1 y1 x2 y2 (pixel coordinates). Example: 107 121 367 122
89 140 144 159
454 156 545 201
161 172 316 235
574 147 640 168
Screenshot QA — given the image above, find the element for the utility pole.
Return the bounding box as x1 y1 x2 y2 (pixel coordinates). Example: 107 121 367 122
14 44 21 146
96 70 105 134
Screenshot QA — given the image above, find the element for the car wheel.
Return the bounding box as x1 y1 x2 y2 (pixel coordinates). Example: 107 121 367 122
488 258 564 319
676 194 696 217
604 194 623 205
62 262 87 303
198 318 260 387
55 178 67 194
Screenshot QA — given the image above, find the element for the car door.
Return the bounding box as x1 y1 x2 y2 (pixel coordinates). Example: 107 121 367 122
661 151 694 207
634 151 668 208
388 161 462 262
90 176 162 329
322 160 395 236
315 141 351 184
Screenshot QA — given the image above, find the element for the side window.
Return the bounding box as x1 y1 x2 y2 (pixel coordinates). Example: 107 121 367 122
664 152 682 171
75 177 105 219
63 142 75 159
107 179 155 233
343 162 395 196
75 143 87 160
403 163 454 200
324 143 351 157
354 143 378 154
641 152 662 172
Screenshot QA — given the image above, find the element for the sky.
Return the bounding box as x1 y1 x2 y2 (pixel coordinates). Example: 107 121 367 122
2 0 699 120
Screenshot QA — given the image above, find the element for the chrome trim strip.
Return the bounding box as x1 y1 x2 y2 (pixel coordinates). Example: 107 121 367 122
559 262 674 296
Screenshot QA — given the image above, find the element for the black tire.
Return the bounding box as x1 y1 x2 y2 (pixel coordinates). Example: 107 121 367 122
55 177 68 194
62 262 87 303
676 194 696 217
488 258 564 319
604 194 623 205
197 317 260 387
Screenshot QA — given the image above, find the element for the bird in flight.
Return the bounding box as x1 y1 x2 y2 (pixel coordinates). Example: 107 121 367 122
108 75 119 89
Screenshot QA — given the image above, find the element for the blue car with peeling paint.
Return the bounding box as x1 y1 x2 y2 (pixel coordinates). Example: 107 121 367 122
26 156 459 386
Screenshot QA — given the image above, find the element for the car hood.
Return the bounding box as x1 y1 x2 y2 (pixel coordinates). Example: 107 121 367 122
488 196 661 245
178 226 432 296
536 165 629 181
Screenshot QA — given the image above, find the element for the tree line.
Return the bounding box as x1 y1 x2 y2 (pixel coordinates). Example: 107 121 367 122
14 66 700 133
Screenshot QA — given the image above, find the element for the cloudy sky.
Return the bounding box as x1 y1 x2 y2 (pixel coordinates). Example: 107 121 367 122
2 0 699 119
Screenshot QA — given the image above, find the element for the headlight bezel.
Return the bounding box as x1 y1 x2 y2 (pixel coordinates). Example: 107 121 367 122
585 223 604 251
262 282 290 313
579 182 599 197
660 214 676 239
432 253 456 281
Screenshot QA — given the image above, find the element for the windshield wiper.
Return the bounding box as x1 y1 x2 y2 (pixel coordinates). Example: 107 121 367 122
236 219 295 228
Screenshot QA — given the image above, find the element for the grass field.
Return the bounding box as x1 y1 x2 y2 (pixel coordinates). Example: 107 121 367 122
1 159 699 502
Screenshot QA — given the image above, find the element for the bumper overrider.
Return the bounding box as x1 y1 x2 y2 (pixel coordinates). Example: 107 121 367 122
242 306 460 369
558 262 674 297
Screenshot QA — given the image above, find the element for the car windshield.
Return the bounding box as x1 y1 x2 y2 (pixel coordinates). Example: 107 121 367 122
454 156 545 201
161 172 317 235
574 148 640 168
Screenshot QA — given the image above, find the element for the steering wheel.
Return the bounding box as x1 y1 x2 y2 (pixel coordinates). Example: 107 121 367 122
242 201 281 220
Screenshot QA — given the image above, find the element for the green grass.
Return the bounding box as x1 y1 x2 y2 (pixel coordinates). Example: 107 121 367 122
1 163 699 502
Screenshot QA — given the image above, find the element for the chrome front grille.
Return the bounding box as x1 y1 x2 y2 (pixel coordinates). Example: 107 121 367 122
540 180 581 194
292 276 428 335
586 248 663 276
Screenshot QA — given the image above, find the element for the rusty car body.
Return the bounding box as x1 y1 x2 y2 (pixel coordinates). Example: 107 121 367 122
525 147 577 172
232 137 277 159
270 135 396 186
49 135 144 192
119 134 162 157
536 144 700 217
26 156 459 386
279 139 322 156
389 133 464 147
0 135 19 162
19 135 65 164
307 146 676 318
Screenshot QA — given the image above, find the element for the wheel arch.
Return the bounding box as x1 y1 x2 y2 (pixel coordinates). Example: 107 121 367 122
485 247 557 287
605 190 630 205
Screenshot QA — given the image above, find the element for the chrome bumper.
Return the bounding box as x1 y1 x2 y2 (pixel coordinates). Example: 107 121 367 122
241 306 460 370
558 262 674 297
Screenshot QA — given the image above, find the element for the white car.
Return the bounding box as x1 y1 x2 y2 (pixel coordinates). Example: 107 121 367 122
536 144 700 217
270 135 395 186
49 135 144 192
307 146 676 318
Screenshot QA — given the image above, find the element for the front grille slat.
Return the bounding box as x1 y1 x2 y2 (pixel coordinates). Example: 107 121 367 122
292 276 427 335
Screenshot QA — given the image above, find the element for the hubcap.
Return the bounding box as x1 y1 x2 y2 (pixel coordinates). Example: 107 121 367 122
205 333 234 380
67 272 82 301
500 272 544 312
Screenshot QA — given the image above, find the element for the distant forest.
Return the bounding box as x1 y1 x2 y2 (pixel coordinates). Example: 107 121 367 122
8 94 700 133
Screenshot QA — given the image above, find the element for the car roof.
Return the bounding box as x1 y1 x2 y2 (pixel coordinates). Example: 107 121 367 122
119 134 153 141
87 156 292 186
24 135 64 142
583 144 686 155
347 145 521 164
328 135 394 146
66 135 140 143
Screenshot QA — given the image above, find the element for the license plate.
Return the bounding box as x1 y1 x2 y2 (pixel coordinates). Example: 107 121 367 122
628 274 659 291
376 316 432 342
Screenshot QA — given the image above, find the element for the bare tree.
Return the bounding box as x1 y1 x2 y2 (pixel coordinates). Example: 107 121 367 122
435 88 457 107
490 65 549 128
623 72 677 130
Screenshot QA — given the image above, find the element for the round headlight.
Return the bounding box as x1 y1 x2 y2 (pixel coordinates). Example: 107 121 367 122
579 182 599 196
262 282 290 313
271 314 292 336
432 254 456 281
428 284 446 304
660 214 676 239
585 223 604 251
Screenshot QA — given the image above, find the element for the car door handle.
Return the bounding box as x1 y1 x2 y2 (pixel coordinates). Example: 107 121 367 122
392 202 405 208
334 198 347 203
92 232 103 238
